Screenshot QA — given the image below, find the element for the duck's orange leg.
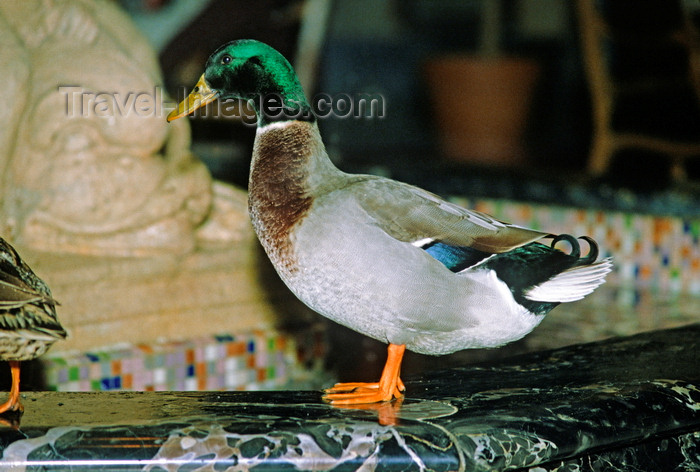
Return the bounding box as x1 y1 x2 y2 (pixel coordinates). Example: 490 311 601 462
323 343 406 404
0 361 23 414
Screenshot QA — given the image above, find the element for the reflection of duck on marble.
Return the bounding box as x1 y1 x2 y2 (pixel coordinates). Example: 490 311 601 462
168 39 613 405
0 238 66 413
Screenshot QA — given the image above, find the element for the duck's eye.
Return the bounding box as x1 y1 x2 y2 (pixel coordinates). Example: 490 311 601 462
221 54 232 65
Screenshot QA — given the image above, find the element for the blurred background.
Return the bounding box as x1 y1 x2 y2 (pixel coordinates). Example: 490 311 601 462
121 0 700 206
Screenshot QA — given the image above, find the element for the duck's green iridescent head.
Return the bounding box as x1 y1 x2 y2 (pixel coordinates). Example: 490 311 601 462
167 39 313 125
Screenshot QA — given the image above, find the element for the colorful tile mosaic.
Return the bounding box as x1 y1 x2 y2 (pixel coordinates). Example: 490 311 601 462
43 328 328 393
448 197 700 294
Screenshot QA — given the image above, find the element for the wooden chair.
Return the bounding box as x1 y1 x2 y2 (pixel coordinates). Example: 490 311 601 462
577 0 700 181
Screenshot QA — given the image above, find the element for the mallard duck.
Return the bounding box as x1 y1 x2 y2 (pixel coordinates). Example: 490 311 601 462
0 238 66 413
168 39 612 404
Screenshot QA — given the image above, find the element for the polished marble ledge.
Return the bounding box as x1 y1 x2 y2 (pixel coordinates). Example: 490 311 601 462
1 324 699 471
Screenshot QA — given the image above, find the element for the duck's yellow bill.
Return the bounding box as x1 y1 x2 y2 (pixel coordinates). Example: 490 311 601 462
167 74 218 122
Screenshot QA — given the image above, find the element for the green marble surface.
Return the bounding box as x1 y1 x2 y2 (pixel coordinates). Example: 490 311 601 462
1 324 699 471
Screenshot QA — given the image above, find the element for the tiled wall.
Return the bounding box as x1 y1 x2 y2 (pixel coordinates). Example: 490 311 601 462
45 329 327 392
42 198 699 392
449 198 700 294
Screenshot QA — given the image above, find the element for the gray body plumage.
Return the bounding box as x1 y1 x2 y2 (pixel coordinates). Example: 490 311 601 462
288 193 542 354
250 121 611 356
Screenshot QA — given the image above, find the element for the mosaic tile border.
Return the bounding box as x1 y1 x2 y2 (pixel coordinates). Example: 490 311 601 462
44 328 327 393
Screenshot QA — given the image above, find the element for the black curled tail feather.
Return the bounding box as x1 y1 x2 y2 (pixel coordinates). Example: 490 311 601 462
550 234 580 260
577 236 599 265
550 234 600 266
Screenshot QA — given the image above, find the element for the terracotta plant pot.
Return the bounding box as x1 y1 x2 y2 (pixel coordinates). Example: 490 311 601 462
424 55 540 167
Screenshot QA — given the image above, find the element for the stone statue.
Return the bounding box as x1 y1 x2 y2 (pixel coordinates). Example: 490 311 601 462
0 0 290 353
0 0 247 256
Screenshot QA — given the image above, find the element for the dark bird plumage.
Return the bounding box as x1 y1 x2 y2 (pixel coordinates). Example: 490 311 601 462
0 238 66 414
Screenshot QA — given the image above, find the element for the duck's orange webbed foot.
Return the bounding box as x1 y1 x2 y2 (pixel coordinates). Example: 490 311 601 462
323 344 406 405
0 361 23 415
0 398 23 415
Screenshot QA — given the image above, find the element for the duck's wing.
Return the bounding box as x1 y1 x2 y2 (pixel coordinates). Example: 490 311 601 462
0 269 55 310
350 176 548 254
0 239 57 309
0 238 65 339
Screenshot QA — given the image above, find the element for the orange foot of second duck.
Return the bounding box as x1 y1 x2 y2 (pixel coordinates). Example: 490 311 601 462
0 361 23 414
323 343 406 404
